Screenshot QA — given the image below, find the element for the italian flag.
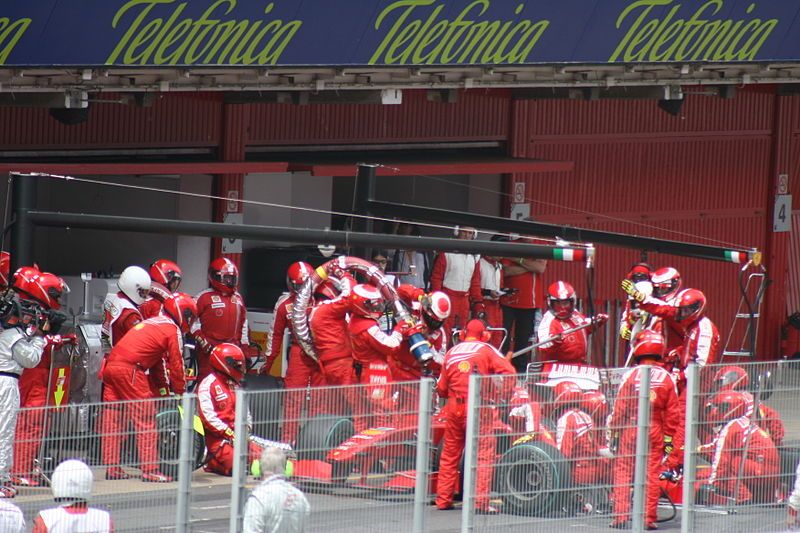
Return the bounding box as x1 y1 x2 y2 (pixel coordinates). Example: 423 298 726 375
724 250 748 264
553 248 587 262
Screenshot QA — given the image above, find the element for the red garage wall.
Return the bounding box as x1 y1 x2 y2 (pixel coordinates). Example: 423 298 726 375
509 89 799 360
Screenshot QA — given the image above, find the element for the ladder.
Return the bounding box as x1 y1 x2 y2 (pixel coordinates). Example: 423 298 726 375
722 266 768 360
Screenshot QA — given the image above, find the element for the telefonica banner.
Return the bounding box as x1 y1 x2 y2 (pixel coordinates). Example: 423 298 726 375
2 0 800 67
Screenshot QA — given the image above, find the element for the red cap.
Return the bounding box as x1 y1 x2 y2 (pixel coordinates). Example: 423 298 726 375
462 319 488 341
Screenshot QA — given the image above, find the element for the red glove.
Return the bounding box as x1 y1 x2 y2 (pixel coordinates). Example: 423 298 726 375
592 313 609 326
396 321 424 338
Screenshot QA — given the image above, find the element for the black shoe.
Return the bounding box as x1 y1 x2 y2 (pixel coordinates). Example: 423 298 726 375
609 520 631 529
646 523 658 531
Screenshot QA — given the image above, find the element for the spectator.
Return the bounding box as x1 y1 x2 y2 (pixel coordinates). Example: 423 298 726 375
389 223 431 289
32 459 113 532
243 447 310 533
429 226 484 338
499 235 547 373
0 499 24 532
371 249 396 287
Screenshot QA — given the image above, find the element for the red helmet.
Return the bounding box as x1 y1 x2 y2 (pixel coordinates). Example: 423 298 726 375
0 252 9 289
421 291 451 329
553 381 584 414
10 265 41 297
209 343 246 382
459 319 491 342
631 329 665 362
350 284 385 319
581 390 609 424
651 267 681 300
286 261 313 293
713 365 748 392
675 289 706 326
627 263 653 284
150 259 182 293
208 258 239 294
24 272 68 311
547 281 576 320
314 280 339 301
163 292 198 333
705 390 749 424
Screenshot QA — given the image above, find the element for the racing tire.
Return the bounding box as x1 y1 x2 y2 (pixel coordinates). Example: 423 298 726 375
295 415 355 462
497 441 572 517
156 409 206 479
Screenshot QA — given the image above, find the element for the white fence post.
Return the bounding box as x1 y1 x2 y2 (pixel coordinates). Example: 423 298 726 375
632 368 651 533
460 373 480 533
681 364 699 533
175 394 195 533
413 378 434 533
229 388 248 533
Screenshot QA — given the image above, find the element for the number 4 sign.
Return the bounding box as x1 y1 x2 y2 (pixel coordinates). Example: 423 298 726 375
774 194 791 232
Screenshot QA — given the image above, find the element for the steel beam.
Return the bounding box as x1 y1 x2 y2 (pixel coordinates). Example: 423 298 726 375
26 210 592 261
9 173 35 271
366 200 759 264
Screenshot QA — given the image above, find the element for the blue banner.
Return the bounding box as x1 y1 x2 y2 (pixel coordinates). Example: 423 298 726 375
1 0 799 67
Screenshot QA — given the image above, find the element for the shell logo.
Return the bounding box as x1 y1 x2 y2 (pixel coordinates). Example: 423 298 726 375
457 361 471 373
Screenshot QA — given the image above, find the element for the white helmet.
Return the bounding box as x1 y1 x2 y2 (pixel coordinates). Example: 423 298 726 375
52 459 93 502
118 266 151 305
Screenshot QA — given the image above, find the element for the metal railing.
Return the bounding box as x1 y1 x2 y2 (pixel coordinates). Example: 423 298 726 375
10 360 798 532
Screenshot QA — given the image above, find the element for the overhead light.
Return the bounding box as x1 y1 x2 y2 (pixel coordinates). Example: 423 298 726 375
657 98 684 116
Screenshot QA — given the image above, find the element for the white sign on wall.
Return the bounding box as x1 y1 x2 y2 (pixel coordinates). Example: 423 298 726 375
513 182 526 203
510 203 530 221
774 195 792 233
222 212 244 253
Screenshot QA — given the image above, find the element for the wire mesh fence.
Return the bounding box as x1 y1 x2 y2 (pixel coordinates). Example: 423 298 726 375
229 379 434 533
7 358 799 532
682 360 797 533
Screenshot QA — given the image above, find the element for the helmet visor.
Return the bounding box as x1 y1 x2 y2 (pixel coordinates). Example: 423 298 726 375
166 273 182 293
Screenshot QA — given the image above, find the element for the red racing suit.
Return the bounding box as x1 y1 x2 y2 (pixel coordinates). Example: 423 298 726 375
741 392 785 447
12 335 75 483
387 322 446 427
609 364 680 525
308 282 367 430
349 316 404 427
434 340 515 510
192 288 249 378
698 416 780 503
537 310 597 364
479 257 504 348
101 316 186 473
556 408 611 484
197 371 259 476
670 316 720 453
139 281 171 319
266 292 325 444
430 252 484 336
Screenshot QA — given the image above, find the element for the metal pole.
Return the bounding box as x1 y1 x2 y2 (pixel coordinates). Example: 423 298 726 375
604 300 612 369
353 164 377 259
366 199 759 264
27 210 593 260
681 364 699 533
632 368 651 533
9 173 36 270
413 378 434 533
460 374 480 533
229 388 248 533
175 394 195 533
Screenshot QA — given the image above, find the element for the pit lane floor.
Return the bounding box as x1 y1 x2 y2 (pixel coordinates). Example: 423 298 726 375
12 471 789 532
